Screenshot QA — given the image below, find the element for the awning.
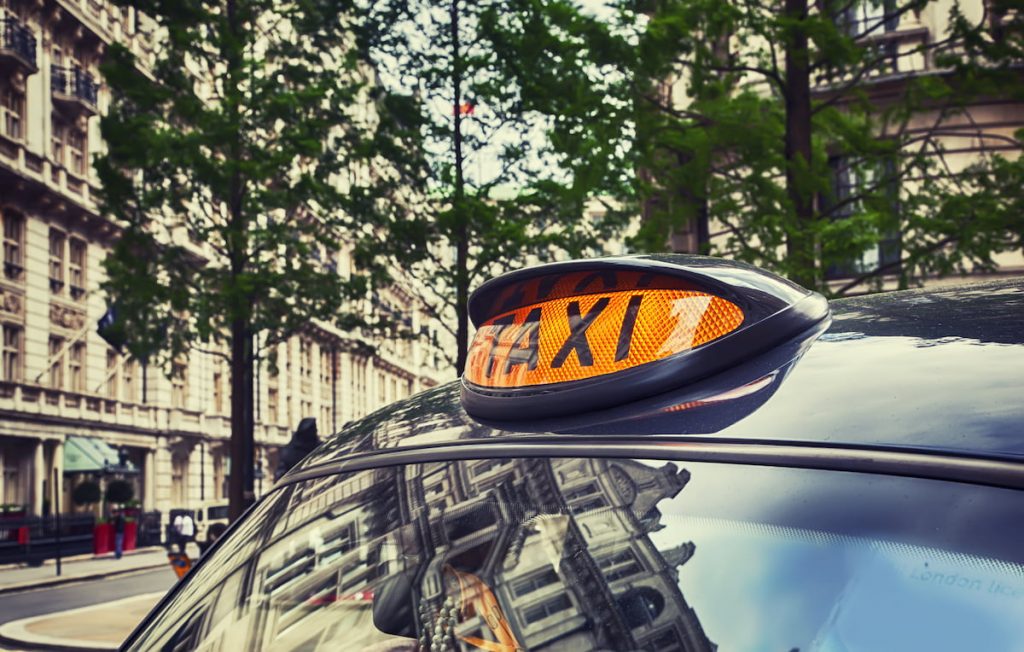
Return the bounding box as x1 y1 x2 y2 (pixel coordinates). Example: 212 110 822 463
64 436 139 474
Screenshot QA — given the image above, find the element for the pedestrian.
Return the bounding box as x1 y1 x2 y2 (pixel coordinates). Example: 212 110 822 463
172 512 195 554
113 512 126 559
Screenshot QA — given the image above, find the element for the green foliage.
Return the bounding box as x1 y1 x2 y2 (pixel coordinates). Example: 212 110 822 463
602 0 1024 294
358 0 635 371
97 0 425 372
105 480 135 504
72 481 102 506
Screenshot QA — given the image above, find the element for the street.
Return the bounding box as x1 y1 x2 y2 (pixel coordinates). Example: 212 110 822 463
0 568 175 650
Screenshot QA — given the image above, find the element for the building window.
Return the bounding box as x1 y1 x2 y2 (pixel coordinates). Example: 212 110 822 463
69 238 86 299
642 629 683 652
470 459 510 478
300 339 313 390
172 361 188 408
213 368 224 414
69 342 85 392
50 118 63 165
319 349 333 430
2 210 24 281
299 341 313 419
213 451 227 499
48 336 65 388
1 451 24 507
598 549 644 582
352 358 367 418
511 567 560 598
266 385 279 424
617 587 666 629
52 119 87 176
839 0 898 37
49 229 65 291
0 84 24 141
105 350 119 398
123 358 137 403
521 594 572 625
570 496 607 514
823 155 901 280
171 452 188 505
1 324 22 382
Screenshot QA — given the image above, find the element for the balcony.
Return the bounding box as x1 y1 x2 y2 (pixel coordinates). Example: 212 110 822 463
51 65 98 117
0 16 37 75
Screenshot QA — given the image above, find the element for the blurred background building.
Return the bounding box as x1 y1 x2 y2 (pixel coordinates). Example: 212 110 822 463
652 0 1024 288
0 0 447 527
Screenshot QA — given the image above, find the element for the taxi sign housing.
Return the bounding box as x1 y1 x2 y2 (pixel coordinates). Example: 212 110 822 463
461 255 830 420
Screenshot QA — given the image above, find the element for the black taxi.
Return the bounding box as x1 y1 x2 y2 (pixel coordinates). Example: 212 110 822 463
124 256 1024 651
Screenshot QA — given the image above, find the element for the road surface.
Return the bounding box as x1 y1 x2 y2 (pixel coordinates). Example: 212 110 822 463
0 567 176 650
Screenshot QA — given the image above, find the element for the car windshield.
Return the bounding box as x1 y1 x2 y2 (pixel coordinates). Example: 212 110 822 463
127 457 1024 651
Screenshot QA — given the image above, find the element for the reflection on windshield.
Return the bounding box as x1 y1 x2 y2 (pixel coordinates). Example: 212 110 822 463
255 457 711 651
129 458 1024 652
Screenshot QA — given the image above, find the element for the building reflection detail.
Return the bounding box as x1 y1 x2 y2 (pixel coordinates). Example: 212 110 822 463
247 455 716 651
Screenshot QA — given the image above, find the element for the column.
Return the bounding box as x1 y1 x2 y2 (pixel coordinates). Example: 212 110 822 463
31 440 44 516
52 439 64 516
153 437 171 516
143 447 156 511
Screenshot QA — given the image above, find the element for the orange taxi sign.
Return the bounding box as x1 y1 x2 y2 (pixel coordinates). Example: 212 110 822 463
465 288 744 389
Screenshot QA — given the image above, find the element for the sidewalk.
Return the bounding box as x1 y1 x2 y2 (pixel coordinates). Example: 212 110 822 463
0 545 192 595
0 591 165 651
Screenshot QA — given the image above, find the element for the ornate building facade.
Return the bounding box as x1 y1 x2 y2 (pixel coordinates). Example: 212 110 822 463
0 0 447 522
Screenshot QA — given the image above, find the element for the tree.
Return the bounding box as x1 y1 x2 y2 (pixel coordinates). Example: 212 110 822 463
72 481 101 507
624 0 1023 293
97 0 424 519
105 479 135 505
359 0 634 374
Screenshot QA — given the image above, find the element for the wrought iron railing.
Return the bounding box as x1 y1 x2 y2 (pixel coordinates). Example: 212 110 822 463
0 16 36 67
0 510 164 565
51 64 99 107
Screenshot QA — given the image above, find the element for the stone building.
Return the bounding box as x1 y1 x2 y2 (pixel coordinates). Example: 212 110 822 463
655 0 1024 287
0 0 447 522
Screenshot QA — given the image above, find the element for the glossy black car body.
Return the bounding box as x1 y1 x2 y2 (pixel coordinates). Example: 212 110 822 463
124 277 1024 652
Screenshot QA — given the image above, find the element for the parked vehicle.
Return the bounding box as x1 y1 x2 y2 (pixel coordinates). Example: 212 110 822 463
124 256 1024 651
193 501 229 551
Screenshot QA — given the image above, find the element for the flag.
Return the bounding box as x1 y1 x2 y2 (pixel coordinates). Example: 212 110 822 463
97 305 127 352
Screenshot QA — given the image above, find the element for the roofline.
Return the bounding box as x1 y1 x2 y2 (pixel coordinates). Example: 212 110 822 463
279 436 1024 493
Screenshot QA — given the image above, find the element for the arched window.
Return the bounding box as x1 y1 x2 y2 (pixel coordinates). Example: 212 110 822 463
617 586 665 629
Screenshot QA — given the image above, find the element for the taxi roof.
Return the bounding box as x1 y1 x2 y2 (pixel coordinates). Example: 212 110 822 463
301 277 1024 473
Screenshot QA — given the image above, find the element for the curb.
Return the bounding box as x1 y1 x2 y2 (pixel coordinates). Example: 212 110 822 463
0 561 171 596
0 591 166 652
0 546 167 572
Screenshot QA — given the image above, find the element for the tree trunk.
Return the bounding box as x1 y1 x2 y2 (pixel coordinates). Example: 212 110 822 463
228 318 255 522
451 0 469 377
783 0 817 289
225 0 253 522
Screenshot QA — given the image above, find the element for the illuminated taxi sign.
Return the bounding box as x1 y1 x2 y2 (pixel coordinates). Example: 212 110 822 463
461 255 830 421
465 289 744 388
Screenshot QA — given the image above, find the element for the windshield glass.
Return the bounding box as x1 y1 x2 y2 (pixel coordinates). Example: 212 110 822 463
127 457 1024 651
